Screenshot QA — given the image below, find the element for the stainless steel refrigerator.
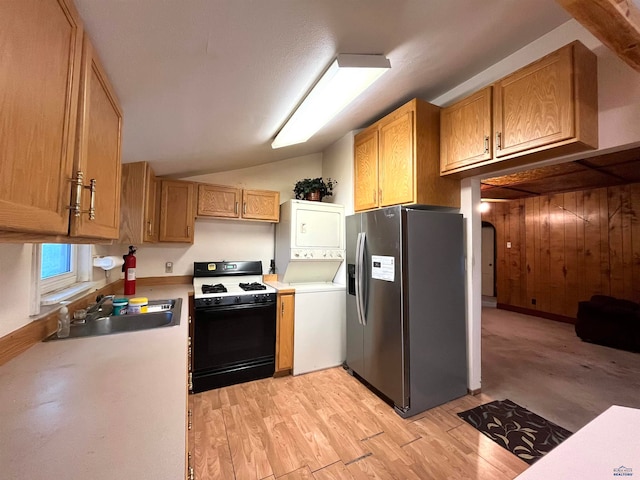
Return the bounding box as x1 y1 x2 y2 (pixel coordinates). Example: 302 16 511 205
345 205 467 418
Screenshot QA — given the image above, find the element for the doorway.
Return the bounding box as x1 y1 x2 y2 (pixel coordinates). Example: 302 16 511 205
481 222 495 298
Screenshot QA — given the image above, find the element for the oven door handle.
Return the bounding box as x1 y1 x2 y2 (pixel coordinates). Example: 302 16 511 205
195 302 275 314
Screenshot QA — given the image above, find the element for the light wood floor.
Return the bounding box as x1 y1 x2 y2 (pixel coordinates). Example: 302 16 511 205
191 367 528 480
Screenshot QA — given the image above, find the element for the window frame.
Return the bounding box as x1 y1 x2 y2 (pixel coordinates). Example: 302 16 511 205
40 244 78 294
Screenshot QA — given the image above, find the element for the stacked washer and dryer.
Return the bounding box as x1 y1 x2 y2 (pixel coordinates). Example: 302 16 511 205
275 200 346 375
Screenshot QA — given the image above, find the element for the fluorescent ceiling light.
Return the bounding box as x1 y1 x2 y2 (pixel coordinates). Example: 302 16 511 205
271 54 391 149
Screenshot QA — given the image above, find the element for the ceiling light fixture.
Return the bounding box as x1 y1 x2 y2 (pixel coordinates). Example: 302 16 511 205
271 54 391 149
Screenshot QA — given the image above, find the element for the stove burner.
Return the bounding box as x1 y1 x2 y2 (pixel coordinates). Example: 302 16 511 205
202 283 227 294
239 282 267 291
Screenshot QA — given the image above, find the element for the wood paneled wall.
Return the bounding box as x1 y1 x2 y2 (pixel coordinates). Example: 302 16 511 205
482 182 640 319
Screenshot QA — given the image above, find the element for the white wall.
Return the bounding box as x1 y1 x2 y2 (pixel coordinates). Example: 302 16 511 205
322 132 356 215
322 131 356 285
118 153 323 278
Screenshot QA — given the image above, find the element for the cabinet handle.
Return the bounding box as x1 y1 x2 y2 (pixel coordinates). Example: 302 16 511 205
373 189 376 203
281 302 285 315
188 409 193 430
243 202 247 215
496 132 502 150
379 188 382 203
484 136 489 154
186 225 191 237
147 221 152 235
235 202 238 214
67 172 96 220
188 372 193 392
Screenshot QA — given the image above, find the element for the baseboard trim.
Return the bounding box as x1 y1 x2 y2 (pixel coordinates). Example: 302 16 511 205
497 303 576 325
467 388 482 396
0 280 123 367
137 275 192 286
273 369 292 378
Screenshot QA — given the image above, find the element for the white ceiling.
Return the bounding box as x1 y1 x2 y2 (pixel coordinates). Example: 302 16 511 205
73 0 571 177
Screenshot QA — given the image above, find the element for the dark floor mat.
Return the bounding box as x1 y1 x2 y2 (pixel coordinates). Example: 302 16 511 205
457 399 572 464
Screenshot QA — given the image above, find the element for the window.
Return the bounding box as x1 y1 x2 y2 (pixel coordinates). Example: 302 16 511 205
41 244 77 293
33 244 93 310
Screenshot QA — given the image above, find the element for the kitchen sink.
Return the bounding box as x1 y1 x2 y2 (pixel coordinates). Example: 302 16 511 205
46 298 182 340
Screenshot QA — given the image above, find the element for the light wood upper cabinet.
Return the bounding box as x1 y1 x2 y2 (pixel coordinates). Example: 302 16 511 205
353 128 379 211
197 185 280 222
119 161 160 244
70 35 122 240
276 291 295 373
159 180 195 243
242 189 279 221
379 111 414 207
353 98 460 212
494 45 576 157
0 0 83 235
441 41 598 177
440 86 493 172
197 184 241 218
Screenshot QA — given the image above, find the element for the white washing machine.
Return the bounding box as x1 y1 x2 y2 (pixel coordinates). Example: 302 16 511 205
292 282 346 376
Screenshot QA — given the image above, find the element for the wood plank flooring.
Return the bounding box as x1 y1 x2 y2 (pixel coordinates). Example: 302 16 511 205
192 368 528 480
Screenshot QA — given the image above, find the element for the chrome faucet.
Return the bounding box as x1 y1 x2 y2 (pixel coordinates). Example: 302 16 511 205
87 294 115 313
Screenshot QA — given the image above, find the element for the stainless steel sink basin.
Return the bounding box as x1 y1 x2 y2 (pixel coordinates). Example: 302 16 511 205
46 298 182 340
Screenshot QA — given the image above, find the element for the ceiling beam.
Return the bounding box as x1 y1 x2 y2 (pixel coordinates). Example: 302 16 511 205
557 0 640 72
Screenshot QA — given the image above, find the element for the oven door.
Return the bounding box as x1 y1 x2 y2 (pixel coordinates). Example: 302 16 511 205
193 302 276 393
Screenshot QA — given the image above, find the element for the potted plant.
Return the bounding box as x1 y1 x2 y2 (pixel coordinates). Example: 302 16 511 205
293 177 337 201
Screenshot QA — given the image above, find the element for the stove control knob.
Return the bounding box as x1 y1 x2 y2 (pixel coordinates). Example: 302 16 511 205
214 297 221 305
235 296 241 304
204 298 212 305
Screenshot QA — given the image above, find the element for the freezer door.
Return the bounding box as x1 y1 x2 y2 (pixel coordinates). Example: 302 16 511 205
362 207 407 408
345 214 364 376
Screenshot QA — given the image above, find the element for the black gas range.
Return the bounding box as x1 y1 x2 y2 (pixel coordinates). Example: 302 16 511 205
191 261 277 393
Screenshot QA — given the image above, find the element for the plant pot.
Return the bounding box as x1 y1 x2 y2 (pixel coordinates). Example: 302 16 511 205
305 190 322 201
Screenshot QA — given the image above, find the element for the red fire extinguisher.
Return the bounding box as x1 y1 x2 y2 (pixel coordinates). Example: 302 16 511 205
123 245 137 295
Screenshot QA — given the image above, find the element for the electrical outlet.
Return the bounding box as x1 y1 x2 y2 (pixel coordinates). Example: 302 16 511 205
531 298 537 305
165 261 173 273
506 241 512 249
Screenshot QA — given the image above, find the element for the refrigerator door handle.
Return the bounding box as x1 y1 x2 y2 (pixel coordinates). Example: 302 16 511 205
357 232 367 325
355 232 363 325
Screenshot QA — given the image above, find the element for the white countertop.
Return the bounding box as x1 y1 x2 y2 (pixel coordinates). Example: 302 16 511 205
0 285 190 480
515 405 640 479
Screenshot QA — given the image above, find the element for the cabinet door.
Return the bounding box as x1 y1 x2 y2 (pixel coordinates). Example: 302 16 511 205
143 170 160 242
0 0 82 234
197 184 241 218
70 35 122 239
379 111 414 207
276 292 295 372
353 128 379 212
159 180 195 243
494 46 573 158
242 189 280 222
441 87 493 173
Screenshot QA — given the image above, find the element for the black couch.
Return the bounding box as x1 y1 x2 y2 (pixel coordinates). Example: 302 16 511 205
575 295 640 352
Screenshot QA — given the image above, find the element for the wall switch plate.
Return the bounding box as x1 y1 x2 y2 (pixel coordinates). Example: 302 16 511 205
506 242 512 248
165 261 173 273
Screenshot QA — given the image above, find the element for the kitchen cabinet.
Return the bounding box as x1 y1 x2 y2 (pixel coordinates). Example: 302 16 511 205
119 161 161 244
197 184 241 218
276 290 295 374
353 129 379 211
159 180 195 243
186 294 194 480
0 0 83 235
353 98 460 212
197 185 280 222
440 41 598 177
0 1 123 242
69 34 123 239
440 87 493 172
